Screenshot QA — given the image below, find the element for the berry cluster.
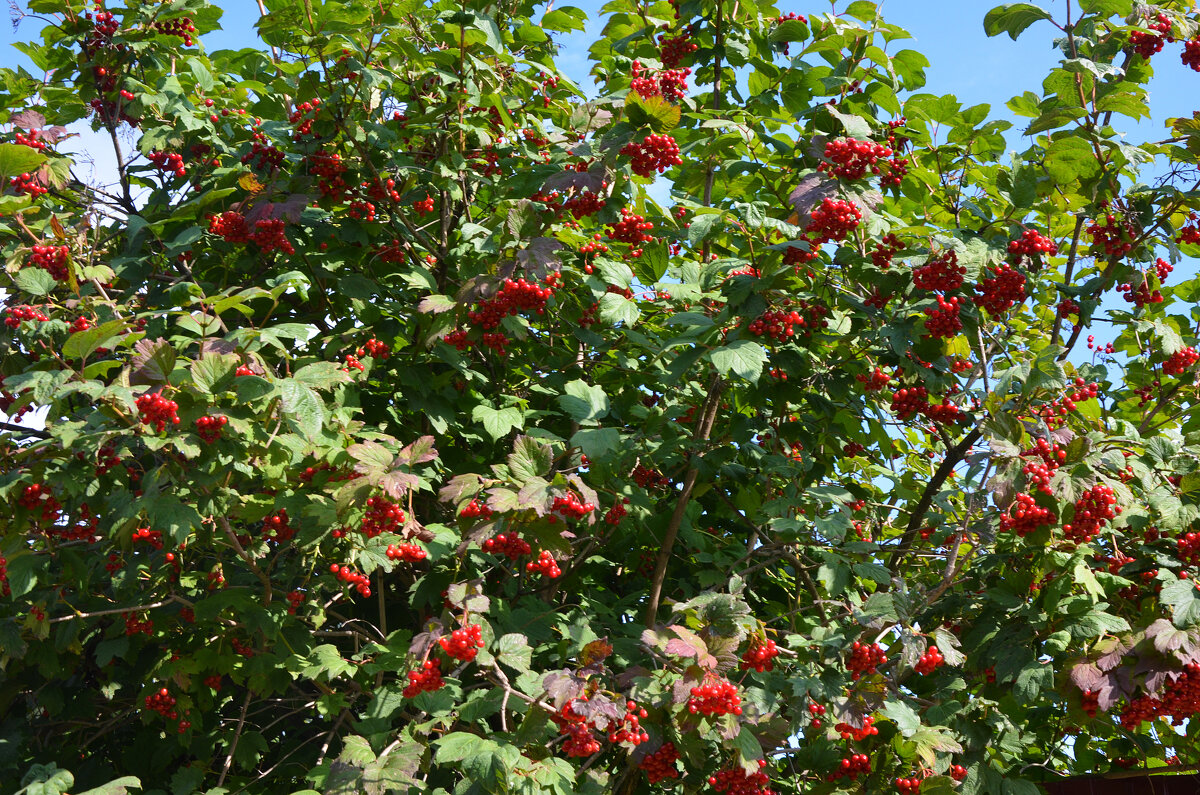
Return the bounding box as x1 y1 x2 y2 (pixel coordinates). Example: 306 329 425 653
361 495 406 538
286 590 305 614
740 637 780 672
1063 483 1120 544
154 16 197 45
890 386 928 420
829 754 872 782
329 563 371 596
835 715 879 740
5 305 50 328
974 264 1026 315
28 244 69 281
1008 229 1057 260
607 207 655 257
15 129 47 152
659 30 698 67
707 761 774 795
1176 532 1200 566
413 195 435 215
439 624 484 661
846 641 887 679
895 776 923 793
262 510 296 543
748 309 804 340
1163 347 1199 375
562 721 602 757
1129 12 1173 59
639 741 681 784
620 133 682 177
242 133 284 172
1087 208 1136 258
483 533 532 559
1118 274 1163 308
208 211 254 243
1185 38 1200 71
9 173 47 199
923 295 962 339
18 483 61 524
526 550 561 578
857 366 891 392
688 674 742 716
148 150 186 178
632 464 671 489
132 526 164 549
144 688 177 719
629 61 690 101
871 233 903 270
950 765 969 781
999 493 1055 537
1022 439 1064 492
386 543 427 562
552 493 596 520
807 702 826 727
136 393 180 433
912 250 964 291
1118 663 1200 727
819 138 894 181
914 645 945 674
460 498 494 521
608 701 649 745
467 273 560 330
124 611 153 636
403 660 445 698
195 415 227 442
805 198 862 243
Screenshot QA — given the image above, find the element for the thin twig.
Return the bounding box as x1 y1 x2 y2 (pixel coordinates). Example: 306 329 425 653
218 689 253 787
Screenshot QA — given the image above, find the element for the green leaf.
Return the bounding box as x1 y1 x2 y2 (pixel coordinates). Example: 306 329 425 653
472 404 523 441
12 267 57 296
507 436 552 482
625 92 681 134
0 142 48 180
1044 136 1101 185
75 777 143 795
434 732 491 763
710 340 767 382
293 361 352 389
278 379 325 438
63 320 124 360
687 212 724 247
558 380 610 422
1161 579 1200 628
191 354 238 394
496 633 532 672
571 427 620 461
598 293 639 326
882 699 921 736
983 3 1053 40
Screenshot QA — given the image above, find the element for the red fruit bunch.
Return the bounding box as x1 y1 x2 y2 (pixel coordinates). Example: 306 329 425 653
974 264 1026 315
688 674 742 716
740 637 780 672
28 244 69 281
467 273 560 330
1086 208 1136 258
638 741 681 783
1007 229 1056 260
386 542 427 562
871 233 903 270
707 760 774 795
999 493 1055 537
805 197 862 243
621 133 682 177
1184 38 1200 71
846 641 887 679
835 715 879 740
914 645 945 674
483 532 531 560
552 493 596 520
857 366 891 392
439 624 484 661
459 498 494 521
9 173 47 199
1062 483 1120 544
658 30 698 68
828 754 871 782
912 249 965 291
1162 346 1199 376
361 495 406 538
1129 12 1173 59
5 305 50 328
195 415 227 443
329 563 371 597
608 700 650 745
403 660 445 698
890 386 928 420
262 509 296 543
923 295 963 339
526 549 561 578
818 137 894 181
148 150 186 178
136 393 180 433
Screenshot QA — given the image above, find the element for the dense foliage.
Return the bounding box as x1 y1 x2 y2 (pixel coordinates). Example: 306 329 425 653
6 0 1200 792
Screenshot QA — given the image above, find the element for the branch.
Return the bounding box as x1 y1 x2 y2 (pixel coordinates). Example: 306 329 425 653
217 516 273 604
643 375 723 626
885 428 982 572
0 421 51 439
217 689 253 787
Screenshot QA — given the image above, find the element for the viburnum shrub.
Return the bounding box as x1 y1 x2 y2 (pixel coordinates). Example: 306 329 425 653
8 0 1200 793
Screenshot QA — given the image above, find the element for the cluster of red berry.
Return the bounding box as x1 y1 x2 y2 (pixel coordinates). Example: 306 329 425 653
608 700 649 745
604 498 629 525
923 295 962 339
386 543 427 562
552 493 596 519
748 309 804 341
846 641 887 679
688 674 742 716
467 273 560 330
195 415 227 442
621 133 682 178
361 495 406 538
889 386 928 420
707 760 774 795
1087 207 1136 258
999 493 1055 537
911 249 964 291
413 195 435 215
1008 228 1057 260
1184 38 1200 70
460 498 494 520
1163 346 1199 375
439 624 485 661
136 393 180 433
871 233 903 269
1176 532 1200 566
895 776 923 793
914 645 945 674
1062 483 1120 544
9 173 48 199
1119 663 1200 727
835 715 879 740
1118 274 1163 308
1128 12 1173 59
483 533 532 559
403 660 444 698
638 741 680 783
828 753 871 782
288 97 322 141
974 264 1026 315
329 563 371 596
148 150 186 178
28 244 70 281
805 197 862 243
132 526 164 549
607 207 655 258
857 366 891 392
18 483 61 524
658 29 697 68
818 137 894 181
740 637 780 672
526 550 561 578
807 702 826 728
5 305 50 328
263 510 296 543
15 129 47 152
286 590 305 614
154 16 197 46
